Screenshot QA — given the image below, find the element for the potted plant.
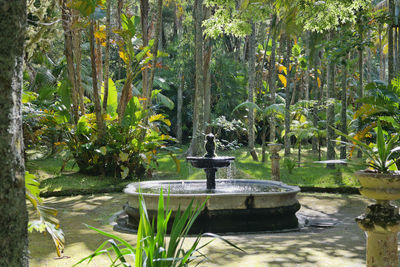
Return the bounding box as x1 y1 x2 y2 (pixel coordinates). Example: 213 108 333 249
336 121 400 201
335 121 400 267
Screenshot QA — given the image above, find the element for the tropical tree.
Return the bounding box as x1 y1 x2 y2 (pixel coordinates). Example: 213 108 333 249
233 99 285 162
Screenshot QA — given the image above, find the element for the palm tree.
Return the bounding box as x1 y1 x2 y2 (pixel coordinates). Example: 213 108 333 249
233 99 285 162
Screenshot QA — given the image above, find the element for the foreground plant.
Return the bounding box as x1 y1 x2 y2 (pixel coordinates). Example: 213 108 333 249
26 171 65 256
74 189 243 266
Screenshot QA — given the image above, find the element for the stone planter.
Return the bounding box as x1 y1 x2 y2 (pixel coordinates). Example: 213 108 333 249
267 143 282 154
355 171 400 267
356 171 400 201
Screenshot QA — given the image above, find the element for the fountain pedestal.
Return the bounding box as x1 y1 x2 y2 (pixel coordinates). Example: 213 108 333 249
356 202 400 267
268 144 282 181
187 133 234 190
206 168 217 190
355 171 400 267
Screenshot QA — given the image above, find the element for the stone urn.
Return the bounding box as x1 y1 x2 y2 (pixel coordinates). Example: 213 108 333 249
355 171 400 267
267 143 282 154
267 144 282 181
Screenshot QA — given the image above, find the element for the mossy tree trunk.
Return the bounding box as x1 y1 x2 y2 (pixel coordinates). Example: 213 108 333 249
268 32 277 143
61 0 80 124
326 31 336 169
248 21 258 160
284 34 292 156
389 0 395 83
0 0 29 265
102 0 111 111
89 20 106 141
340 54 348 160
188 0 205 156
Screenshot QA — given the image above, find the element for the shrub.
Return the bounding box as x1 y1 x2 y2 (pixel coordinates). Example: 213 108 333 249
63 97 177 179
283 157 296 174
209 116 247 150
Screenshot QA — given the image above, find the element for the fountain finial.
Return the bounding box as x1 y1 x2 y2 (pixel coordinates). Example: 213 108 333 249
204 133 216 158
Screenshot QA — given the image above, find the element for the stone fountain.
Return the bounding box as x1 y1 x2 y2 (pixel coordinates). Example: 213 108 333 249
118 133 301 233
186 133 235 190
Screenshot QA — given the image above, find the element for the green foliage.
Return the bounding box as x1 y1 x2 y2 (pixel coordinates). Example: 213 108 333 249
64 97 176 179
209 116 247 150
74 189 242 266
283 157 296 174
101 78 118 116
334 121 400 173
22 100 68 156
298 0 371 32
26 171 65 256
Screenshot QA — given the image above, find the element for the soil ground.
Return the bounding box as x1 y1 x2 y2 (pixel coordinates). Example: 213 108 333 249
29 193 379 266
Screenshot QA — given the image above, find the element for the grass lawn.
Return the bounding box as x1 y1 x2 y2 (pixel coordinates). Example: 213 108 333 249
26 146 364 195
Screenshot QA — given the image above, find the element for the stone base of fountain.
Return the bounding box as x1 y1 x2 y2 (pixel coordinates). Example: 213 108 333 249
120 179 301 233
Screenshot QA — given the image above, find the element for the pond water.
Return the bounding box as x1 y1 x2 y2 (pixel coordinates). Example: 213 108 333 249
138 180 289 194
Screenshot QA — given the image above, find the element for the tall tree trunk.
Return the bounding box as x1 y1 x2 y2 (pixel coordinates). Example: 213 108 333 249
284 35 292 156
340 55 348 160
290 71 297 105
389 0 395 83
311 33 320 153
103 0 111 112
247 21 258 161
117 71 134 120
117 0 124 29
143 0 163 111
0 0 29 265
89 20 106 140
72 9 84 116
188 0 205 156
261 121 267 162
304 33 311 101
95 23 103 91
61 0 79 124
203 7 212 131
172 1 178 40
395 27 398 74
326 31 336 169
379 24 384 81
397 27 400 77
268 33 277 143
357 42 364 158
260 22 271 162
177 73 184 143
140 0 150 105
367 31 372 83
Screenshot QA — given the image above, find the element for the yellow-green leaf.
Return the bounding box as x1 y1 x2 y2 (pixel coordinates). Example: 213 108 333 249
121 166 129 179
99 146 107 156
278 74 287 87
119 152 129 162
278 65 287 75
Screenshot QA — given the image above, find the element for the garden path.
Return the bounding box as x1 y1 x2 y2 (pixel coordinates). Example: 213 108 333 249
29 193 378 266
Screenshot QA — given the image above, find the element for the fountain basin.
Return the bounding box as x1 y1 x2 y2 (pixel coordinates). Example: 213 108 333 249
123 179 301 233
186 156 235 169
